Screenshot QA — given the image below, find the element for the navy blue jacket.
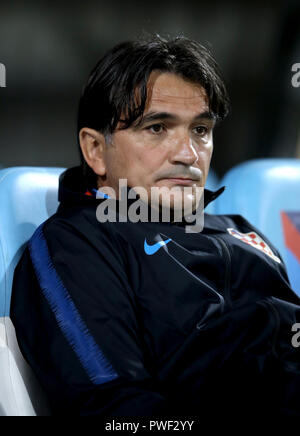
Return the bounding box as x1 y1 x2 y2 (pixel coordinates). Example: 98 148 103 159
10 167 300 417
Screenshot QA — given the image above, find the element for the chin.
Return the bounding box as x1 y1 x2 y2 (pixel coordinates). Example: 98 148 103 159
160 189 199 213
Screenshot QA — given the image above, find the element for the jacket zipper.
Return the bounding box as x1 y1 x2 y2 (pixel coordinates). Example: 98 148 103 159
213 236 233 309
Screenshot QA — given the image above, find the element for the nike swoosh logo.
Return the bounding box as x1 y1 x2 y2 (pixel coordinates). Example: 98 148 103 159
144 238 172 255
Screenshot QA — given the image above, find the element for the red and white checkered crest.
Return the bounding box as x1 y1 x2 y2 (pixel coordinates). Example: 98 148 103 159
227 228 281 264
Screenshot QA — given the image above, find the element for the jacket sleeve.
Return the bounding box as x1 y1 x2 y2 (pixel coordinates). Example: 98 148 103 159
10 219 168 416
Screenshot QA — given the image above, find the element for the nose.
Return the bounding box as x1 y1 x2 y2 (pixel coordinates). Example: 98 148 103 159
169 130 198 166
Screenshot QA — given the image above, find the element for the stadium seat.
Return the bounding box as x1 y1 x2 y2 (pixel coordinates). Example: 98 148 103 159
0 167 65 416
215 159 300 296
205 168 220 213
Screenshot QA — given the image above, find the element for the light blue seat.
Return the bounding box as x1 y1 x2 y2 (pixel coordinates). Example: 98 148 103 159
215 159 300 296
0 167 65 416
205 168 220 214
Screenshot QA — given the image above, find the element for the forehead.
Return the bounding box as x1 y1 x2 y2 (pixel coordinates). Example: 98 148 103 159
145 71 209 115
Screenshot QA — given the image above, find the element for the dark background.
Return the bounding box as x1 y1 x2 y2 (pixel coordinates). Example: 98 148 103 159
0 0 299 178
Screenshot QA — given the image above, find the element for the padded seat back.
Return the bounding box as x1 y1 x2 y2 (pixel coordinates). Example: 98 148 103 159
0 167 65 415
205 168 220 214
215 159 300 295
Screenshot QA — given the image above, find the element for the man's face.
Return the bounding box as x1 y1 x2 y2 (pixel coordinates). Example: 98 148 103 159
99 71 215 211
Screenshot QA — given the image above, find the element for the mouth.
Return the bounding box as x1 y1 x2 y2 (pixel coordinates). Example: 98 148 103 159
160 178 199 186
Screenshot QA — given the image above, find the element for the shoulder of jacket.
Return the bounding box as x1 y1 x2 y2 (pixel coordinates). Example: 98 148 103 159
205 212 250 230
30 206 115 245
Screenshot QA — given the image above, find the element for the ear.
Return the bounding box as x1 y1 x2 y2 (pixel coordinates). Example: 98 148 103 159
79 128 107 176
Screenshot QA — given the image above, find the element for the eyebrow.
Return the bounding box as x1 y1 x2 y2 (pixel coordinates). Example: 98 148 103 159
134 111 216 128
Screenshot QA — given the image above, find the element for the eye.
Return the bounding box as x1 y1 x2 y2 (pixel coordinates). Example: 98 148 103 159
193 125 209 137
146 123 165 134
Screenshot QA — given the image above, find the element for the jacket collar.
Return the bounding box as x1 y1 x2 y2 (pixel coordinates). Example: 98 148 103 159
58 166 225 211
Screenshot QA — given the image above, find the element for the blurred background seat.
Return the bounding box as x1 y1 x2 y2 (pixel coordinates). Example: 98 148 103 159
215 158 300 296
205 168 220 214
0 166 65 416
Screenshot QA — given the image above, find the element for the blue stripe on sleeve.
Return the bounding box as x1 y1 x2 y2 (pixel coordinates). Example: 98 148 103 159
28 224 118 385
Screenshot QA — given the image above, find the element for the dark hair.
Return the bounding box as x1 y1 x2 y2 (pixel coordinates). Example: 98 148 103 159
78 34 230 186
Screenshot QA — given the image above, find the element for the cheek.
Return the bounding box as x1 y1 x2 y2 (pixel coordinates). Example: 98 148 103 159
103 148 129 189
114 145 152 185
196 141 213 163
133 147 164 174
194 142 213 180
206 144 213 162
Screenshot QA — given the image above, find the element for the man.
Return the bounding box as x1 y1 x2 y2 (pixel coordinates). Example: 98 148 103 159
11 35 300 418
